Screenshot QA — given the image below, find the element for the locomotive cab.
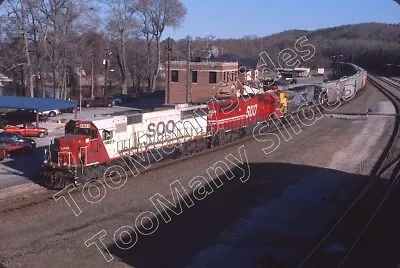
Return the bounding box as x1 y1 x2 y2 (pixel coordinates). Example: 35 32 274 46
43 119 113 188
44 120 98 168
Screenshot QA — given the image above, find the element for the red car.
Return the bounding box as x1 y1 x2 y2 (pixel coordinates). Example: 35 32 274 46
82 97 114 108
0 140 34 155
0 149 9 161
4 123 48 138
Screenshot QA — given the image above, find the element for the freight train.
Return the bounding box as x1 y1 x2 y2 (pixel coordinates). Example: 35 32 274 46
42 64 368 189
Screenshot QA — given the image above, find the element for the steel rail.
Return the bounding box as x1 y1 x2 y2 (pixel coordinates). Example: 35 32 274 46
297 75 400 267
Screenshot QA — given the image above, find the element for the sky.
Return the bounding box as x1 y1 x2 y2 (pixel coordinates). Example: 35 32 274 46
162 0 400 40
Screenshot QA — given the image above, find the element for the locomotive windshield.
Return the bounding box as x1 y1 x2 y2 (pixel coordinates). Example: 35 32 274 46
65 125 90 136
65 121 93 136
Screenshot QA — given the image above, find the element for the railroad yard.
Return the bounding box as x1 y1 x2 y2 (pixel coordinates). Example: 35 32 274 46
1 73 400 267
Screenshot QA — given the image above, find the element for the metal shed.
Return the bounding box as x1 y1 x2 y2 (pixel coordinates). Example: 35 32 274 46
0 96 77 127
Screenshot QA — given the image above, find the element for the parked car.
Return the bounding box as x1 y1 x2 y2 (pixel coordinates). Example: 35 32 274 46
38 109 61 117
60 106 79 113
105 96 122 105
4 123 48 138
0 132 36 148
0 148 10 161
0 139 34 154
82 97 114 107
113 94 136 103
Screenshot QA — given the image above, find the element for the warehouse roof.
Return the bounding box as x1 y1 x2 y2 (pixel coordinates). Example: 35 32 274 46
0 96 77 112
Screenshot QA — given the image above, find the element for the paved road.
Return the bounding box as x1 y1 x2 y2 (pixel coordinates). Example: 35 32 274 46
0 83 394 267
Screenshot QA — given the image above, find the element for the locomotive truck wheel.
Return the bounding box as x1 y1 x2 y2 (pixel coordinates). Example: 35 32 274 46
210 135 220 148
172 148 182 159
180 143 191 155
46 172 64 189
240 129 246 138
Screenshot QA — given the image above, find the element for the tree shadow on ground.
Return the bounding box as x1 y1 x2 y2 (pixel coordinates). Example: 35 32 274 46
0 144 47 186
105 162 367 268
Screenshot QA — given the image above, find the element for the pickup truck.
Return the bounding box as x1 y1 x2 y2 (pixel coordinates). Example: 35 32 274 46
4 123 48 138
82 97 114 108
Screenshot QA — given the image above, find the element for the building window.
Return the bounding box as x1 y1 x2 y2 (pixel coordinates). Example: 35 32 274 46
209 71 217 84
223 72 226 82
171 70 179 82
191 71 198 83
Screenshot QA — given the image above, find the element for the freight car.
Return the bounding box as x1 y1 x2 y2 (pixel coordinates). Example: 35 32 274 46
43 93 282 188
325 64 367 104
280 85 326 114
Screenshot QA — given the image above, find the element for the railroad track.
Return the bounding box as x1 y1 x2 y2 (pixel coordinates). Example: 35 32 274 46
388 77 400 85
297 75 400 267
376 76 400 91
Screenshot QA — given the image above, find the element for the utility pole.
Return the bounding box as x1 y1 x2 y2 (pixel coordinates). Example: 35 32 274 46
90 53 94 99
103 48 110 97
337 54 343 76
78 67 82 118
103 60 107 97
166 38 172 104
336 57 339 76
186 39 191 103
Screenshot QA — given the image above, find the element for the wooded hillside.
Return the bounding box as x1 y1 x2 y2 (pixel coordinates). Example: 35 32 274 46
173 23 400 72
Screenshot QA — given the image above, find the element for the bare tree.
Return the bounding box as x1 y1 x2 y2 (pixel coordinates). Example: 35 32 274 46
136 0 155 92
126 39 147 92
138 0 186 92
3 0 34 97
30 0 86 99
103 0 137 94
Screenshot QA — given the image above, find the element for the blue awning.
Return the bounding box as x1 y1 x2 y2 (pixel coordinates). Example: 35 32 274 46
0 96 77 112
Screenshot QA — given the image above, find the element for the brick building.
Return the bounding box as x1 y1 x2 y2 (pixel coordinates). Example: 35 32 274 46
167 61 240 104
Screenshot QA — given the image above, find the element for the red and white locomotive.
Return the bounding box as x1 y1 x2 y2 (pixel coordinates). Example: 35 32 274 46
43 93 282 188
